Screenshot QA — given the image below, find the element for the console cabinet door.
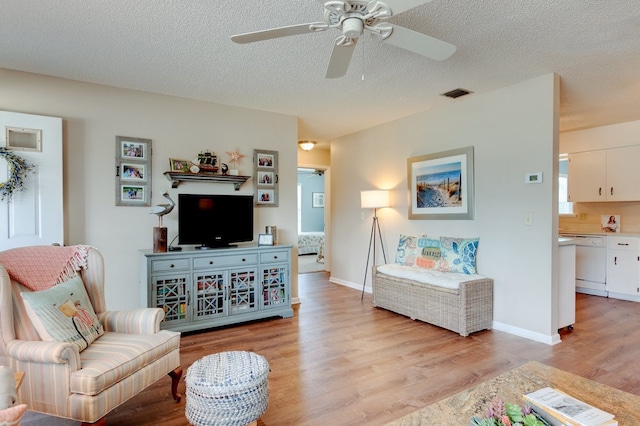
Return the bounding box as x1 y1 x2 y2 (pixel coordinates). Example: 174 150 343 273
229 268 259 314
260 264 289 310
193 270 227 321
152 273 190 326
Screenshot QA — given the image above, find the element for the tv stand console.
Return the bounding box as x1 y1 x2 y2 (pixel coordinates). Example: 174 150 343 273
139 245 293 332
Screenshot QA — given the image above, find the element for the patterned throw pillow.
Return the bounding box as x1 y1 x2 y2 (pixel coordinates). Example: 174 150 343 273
394 234 419 265
438 237 479 274
413 237 443 270
21 275 104 351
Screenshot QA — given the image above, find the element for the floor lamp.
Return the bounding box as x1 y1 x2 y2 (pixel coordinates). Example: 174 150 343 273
361 190 390 301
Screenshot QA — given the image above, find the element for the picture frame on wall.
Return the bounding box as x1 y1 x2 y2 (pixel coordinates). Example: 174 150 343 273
312 192 324 208
407 146 474 220
115 136 152 206
254 149 278 207
120 163 146 181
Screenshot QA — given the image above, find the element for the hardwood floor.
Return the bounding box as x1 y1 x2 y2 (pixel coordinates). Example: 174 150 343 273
25 272 640 425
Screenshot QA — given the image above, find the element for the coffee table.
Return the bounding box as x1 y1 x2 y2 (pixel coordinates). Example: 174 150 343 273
387 361 640 425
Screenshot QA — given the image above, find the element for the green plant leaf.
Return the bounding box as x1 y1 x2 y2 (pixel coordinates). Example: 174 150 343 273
506 402 525 422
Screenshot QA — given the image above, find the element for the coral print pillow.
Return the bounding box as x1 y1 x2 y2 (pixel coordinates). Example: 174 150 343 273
21 275 104 351
438 237 479 274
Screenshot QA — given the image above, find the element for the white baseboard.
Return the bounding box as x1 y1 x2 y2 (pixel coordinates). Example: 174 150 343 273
607 292 640 302
329 276 368 293
492 321 561 345
330 278 561 345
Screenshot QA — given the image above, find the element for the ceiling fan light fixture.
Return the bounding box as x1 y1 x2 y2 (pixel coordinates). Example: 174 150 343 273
342 17 364 38
298 140 317 151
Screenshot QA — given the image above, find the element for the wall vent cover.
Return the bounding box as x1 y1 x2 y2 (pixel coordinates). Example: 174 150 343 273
441 88 473 99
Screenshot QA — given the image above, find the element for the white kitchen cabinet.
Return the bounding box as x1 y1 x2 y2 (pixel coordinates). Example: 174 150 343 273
568 145 640 202
606 236 640 301
568 150 606 202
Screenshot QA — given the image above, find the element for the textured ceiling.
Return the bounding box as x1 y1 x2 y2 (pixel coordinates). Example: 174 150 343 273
1 0 640 146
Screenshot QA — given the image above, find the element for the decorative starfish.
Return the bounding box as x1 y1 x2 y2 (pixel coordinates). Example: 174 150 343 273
226 149 245 168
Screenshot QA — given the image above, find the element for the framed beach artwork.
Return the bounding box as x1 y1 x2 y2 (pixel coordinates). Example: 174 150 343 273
115 136 152 206
407 146 474 220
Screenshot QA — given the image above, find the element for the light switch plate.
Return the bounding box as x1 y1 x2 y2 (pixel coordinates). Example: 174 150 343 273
524 212 534 226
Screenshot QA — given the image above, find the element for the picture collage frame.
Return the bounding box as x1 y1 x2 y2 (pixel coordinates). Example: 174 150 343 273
253 149 278 207
115 136 152 206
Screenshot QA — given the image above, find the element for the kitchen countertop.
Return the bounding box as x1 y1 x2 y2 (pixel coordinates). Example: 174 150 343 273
561 231 640 237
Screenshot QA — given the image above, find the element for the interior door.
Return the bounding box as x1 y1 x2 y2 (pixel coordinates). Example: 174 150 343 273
0 111 63 249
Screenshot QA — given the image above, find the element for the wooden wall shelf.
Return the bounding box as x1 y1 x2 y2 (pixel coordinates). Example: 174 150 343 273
163 172 250 190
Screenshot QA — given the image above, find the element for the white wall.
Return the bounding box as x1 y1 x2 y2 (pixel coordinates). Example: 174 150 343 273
329 74 561 343
0 68 299 309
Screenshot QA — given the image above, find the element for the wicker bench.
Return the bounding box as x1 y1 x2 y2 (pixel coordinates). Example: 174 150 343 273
372 264 493 337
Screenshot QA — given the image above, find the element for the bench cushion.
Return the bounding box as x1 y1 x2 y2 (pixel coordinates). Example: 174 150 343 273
377 264 486 290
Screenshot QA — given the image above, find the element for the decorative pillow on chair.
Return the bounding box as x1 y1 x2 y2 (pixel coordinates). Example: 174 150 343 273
438 237 479 274
394 234 419 265
0 404 27 425
21 275 104 351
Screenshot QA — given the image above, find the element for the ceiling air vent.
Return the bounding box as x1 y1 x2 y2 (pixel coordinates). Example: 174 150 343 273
441 88 473 99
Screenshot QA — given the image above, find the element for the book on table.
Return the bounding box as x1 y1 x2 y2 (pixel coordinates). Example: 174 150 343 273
523 387 616 426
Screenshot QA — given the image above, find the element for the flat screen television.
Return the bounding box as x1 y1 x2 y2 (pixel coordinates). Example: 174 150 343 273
178 194 254 248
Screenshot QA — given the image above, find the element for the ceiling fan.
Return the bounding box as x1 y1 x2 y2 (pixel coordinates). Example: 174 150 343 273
230 0 456 78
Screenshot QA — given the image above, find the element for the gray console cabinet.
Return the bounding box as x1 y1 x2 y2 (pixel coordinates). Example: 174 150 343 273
140 245 293 332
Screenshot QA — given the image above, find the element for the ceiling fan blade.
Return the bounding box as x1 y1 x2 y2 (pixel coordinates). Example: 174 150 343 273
231 22 327 44
374 0 433 16
325 38 357 78
378 24 456 60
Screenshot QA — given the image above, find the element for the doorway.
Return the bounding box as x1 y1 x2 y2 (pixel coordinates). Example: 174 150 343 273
297 168 326 273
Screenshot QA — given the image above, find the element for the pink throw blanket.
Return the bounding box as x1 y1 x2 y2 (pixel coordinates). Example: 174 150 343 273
0 245 89 291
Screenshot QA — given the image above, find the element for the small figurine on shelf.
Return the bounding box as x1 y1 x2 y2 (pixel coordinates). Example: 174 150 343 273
226 148 244 175
196 150 218 173
220 163 229 175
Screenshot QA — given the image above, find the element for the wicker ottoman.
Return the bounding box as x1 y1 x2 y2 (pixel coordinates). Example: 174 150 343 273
186 351 270 426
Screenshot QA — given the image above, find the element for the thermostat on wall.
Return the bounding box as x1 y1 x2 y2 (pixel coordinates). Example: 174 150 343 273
525 172 543 184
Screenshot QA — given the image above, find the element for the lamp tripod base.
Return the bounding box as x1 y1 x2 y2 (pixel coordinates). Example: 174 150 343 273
361 214 387 301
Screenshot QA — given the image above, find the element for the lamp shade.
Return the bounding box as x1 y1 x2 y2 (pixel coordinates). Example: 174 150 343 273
361 190 390 209
298 140 316 151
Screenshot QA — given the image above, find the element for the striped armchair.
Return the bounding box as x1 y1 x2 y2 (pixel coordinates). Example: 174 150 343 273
0 246 182 425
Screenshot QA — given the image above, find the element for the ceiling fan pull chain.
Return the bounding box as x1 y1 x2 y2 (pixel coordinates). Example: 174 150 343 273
361 33 365 82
